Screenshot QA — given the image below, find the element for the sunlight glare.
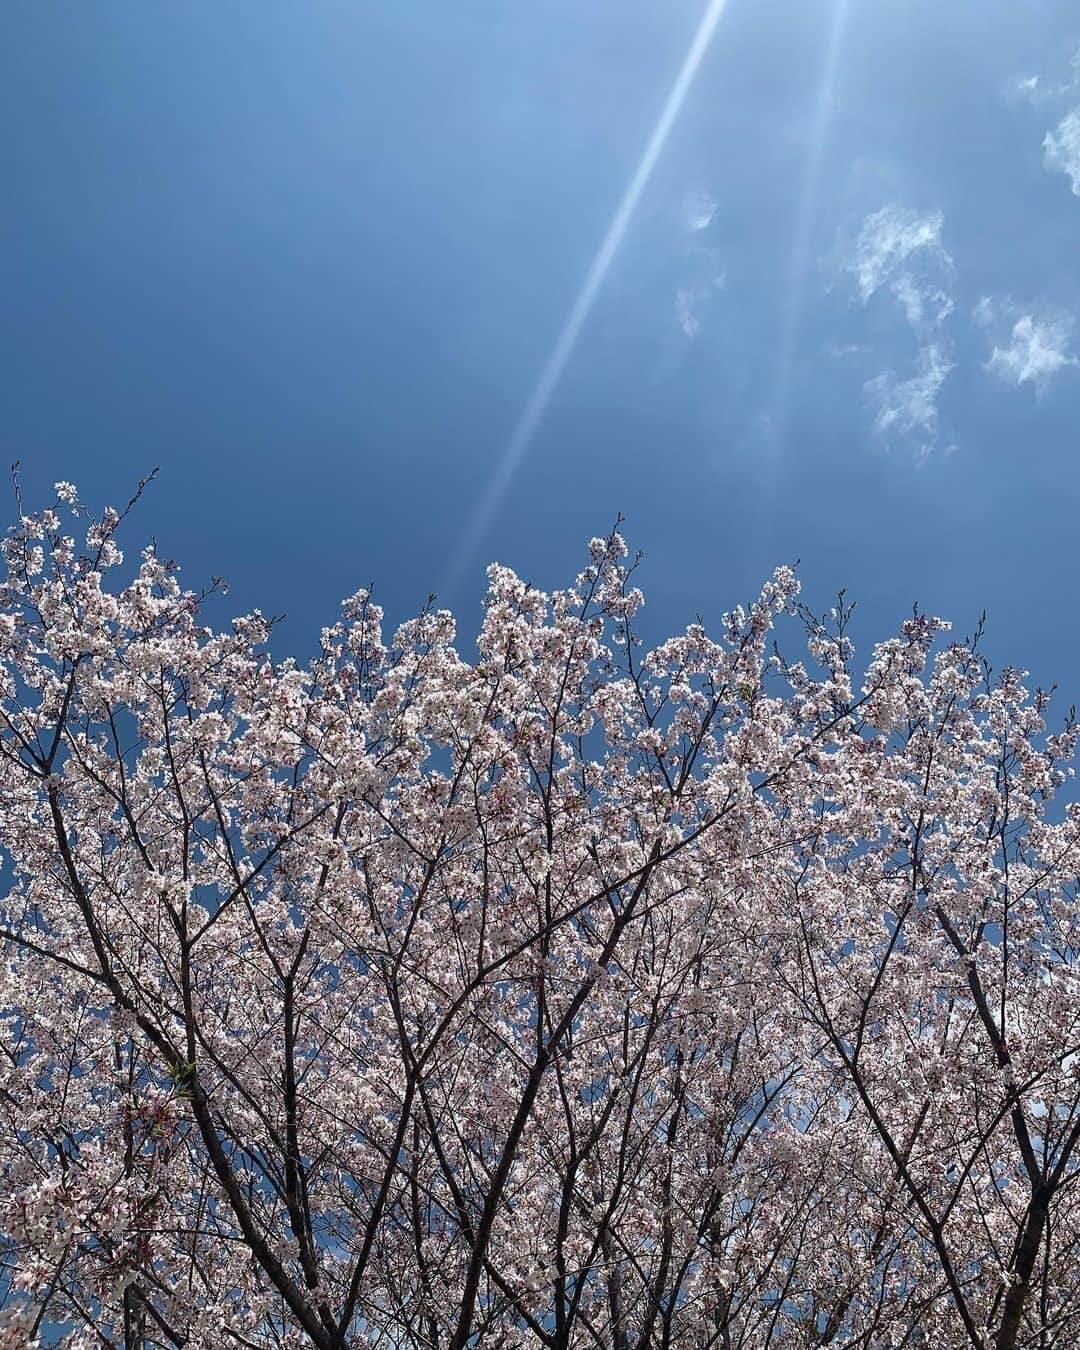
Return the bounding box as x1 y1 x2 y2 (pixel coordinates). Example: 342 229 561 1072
442 0 731 596
766 0 851 458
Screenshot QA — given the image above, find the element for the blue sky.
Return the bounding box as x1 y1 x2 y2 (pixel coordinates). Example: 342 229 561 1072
3 0 1079 703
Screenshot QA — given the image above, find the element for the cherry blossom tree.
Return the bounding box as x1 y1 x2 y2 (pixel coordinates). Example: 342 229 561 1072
1 479 1079 1349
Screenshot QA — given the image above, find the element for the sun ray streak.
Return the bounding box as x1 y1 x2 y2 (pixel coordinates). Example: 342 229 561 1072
765 0 850 462
441 0 730 596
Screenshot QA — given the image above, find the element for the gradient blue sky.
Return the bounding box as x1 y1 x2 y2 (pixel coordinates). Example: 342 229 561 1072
3 0 1079 701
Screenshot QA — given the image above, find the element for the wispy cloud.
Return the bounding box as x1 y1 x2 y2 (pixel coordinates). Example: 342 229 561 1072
1009 47 1080 107
846 204 951 302
977 301 1079 394
673 186 724 339
1044 109 1080 194
972 295 996 329
684 189 717 233
864 343 954 462
1006 49 1080 197
675 273 725 337
1010 73 1043 104
890 275 954 332
841 204 955 458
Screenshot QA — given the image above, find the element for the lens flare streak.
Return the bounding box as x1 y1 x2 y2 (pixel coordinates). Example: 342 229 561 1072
442 0 730 595
766 0 850 456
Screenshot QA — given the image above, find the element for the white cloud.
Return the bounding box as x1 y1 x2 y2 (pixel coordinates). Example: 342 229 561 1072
971 295 995 328
672 187 724 337
1044 109 1080 194
1011 73 1069 107
685 189 717 233
891 275 953 331
676 286 704 337
1012 74 1042 102
840 205 955 459
847 204 950 301
985 312 1079 394
1011 47 1080 106
675 273 726 337
864 343 954 460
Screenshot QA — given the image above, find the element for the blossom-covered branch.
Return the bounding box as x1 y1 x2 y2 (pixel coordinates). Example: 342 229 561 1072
1 484 1079 1348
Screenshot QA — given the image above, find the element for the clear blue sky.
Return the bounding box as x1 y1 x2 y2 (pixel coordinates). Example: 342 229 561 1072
3 1 1079 701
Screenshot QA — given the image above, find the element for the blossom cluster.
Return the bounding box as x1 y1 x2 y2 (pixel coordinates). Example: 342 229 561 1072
0 486 1079 1347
